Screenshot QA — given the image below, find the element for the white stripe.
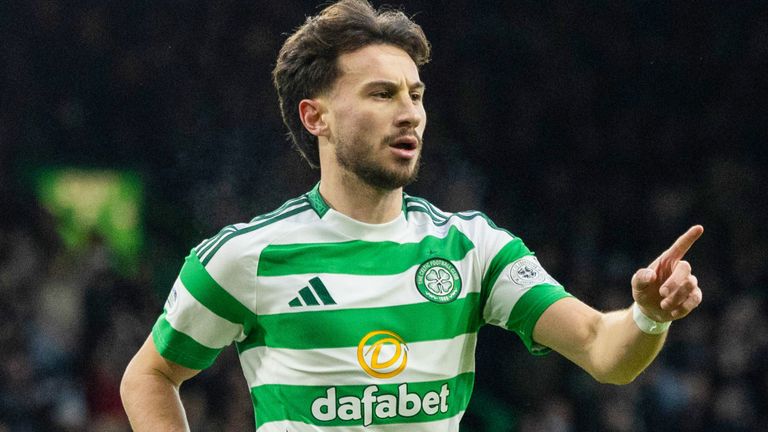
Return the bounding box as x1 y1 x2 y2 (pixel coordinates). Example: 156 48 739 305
241 333 477 387
406 200 448 222
263 210 460 245
203 211 318 304
255 251 481 315
165 278 245 348
256 411 465 431
483 256 560 327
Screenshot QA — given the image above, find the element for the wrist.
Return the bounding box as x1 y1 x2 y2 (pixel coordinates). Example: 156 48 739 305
631 302 671 335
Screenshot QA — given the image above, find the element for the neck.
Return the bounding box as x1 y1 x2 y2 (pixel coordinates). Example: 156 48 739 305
319 170 403 224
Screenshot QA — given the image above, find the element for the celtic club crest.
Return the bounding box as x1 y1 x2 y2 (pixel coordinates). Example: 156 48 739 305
415 258 462 304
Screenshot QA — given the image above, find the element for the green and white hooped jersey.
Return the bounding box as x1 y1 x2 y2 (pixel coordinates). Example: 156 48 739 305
153 184 570 431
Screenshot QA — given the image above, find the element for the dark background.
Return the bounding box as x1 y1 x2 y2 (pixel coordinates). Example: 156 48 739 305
1 1 767 430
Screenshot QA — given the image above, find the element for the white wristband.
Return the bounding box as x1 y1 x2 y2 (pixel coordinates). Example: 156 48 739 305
632 303 671 335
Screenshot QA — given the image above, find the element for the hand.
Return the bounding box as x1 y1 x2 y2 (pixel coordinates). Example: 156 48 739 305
631 225 704 322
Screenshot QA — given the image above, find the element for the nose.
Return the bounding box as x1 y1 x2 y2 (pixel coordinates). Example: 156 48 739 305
394 95 423 129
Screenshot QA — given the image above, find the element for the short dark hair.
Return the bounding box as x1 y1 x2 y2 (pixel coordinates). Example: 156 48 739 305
272 0 431 168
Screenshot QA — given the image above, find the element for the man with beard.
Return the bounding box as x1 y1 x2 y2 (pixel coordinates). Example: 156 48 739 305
121 1 704 430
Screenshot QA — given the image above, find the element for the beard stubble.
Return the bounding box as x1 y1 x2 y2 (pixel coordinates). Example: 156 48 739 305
334 130 422 190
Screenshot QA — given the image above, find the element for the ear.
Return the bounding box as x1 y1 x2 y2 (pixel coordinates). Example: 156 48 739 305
299 99 329 138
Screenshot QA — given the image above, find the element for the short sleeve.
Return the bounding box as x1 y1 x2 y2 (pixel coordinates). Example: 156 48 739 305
151 250 253 369
480 236 571 355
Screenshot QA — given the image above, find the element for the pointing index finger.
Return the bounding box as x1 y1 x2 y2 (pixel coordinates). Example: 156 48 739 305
664 225 704 262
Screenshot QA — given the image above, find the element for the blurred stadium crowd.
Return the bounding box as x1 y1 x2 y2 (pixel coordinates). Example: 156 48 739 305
1 1 767 431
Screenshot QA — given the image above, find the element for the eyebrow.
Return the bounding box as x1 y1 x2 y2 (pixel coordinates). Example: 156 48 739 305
363 80 426 92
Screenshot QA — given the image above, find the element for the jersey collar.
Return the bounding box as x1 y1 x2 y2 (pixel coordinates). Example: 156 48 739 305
307 182 331 218
306 182 407 220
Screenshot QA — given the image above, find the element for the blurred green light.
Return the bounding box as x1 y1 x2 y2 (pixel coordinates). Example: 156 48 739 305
35 168 144 274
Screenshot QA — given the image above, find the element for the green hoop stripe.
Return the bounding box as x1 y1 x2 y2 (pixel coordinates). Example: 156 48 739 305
479 238 531 320
236 293 483 353
257 225 474 277
152 312 222 370
180 252 259 329
506 284 572 355
251 372 475 428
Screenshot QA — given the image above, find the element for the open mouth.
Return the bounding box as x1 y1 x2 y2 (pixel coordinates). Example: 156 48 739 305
389 136 418 150
391 141 416 150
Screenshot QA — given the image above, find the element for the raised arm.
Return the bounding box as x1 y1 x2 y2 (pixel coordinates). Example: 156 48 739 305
121 335 201 431
533 225 703 384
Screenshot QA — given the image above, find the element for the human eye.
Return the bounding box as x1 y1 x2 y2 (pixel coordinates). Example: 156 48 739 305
410 92 423 102
372 90 393 99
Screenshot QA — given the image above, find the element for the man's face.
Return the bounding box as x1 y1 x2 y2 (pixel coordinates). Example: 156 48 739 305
321 44 426 190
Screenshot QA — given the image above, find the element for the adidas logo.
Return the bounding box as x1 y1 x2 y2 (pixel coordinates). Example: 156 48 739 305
288 277 336 307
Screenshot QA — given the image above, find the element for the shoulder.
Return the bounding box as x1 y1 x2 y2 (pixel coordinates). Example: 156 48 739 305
404 194 515 238
193 193 318 267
